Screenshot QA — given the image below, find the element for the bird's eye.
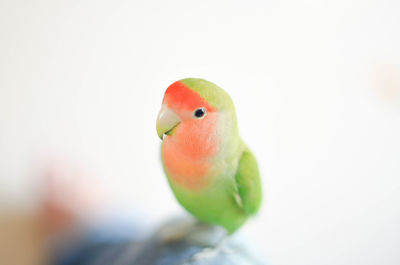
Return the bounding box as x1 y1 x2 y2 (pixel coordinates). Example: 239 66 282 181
193 108 207 119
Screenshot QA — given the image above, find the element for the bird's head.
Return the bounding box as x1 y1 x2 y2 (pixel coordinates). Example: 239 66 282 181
156 78 236 141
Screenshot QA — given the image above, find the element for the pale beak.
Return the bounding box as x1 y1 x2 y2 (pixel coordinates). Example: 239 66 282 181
156 105 180 140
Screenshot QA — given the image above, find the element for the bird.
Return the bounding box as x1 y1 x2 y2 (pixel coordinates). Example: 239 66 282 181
156 78 262 234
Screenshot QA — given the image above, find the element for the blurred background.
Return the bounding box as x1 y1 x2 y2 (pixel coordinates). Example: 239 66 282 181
1 0 399 264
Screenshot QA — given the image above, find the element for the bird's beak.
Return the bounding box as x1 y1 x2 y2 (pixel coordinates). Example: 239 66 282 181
156 105 180 140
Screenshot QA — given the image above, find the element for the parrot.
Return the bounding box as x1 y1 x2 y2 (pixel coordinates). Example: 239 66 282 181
156 78 262 234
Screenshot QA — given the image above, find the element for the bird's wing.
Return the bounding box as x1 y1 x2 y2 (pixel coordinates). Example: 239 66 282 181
234 147 262 215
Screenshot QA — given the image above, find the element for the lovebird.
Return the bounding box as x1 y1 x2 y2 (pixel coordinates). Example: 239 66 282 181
156 78 262 234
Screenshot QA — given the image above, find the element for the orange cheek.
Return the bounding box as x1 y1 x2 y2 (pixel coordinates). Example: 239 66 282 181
175 118 217 159
162 115 219 190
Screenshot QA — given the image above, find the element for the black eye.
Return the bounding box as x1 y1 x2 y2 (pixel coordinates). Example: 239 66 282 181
193 108 206 119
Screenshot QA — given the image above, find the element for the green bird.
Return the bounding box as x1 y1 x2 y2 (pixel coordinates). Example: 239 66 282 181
156 78 262 234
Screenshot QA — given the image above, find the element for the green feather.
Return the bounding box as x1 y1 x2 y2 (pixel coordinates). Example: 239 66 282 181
234 147 262 215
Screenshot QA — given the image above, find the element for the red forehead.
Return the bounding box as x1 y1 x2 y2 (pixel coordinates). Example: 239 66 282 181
163 81 213 111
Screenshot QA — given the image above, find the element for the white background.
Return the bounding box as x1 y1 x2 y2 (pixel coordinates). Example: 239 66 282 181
1 0 400 264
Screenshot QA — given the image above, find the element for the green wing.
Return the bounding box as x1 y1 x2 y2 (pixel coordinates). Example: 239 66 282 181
234 147 262 215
